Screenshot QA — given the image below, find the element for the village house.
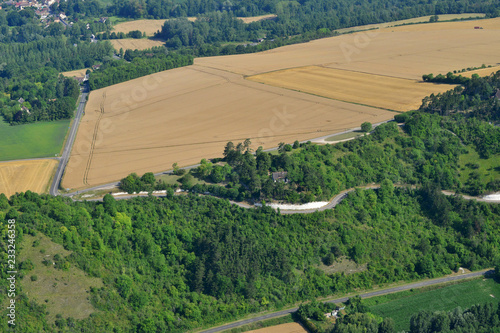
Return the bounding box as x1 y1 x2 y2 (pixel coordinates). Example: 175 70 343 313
272 171 289 183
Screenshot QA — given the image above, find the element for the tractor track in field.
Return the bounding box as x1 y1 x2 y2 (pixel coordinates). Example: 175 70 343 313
83 91 106 186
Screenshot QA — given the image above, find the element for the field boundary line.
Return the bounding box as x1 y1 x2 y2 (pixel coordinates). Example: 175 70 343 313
83 91 106 186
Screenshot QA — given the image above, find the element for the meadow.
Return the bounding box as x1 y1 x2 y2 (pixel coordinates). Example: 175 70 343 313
458 145 500 188
18 234 103 323
0 119 69 161
368 278 500 331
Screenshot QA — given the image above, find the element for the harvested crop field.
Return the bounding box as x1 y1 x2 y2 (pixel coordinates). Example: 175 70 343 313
247 322 307 333
0 159 57 197
62 66 393 189
248 66 454 111
461 65 500 77
196 17 500 80
61 68 88 77
109 38 165 51
112 15 274 36
112 19 170 36
239 14 277 23
64 17 500 189
334 13 485 34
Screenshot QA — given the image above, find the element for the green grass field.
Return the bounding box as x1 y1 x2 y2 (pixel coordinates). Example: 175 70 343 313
368 278 500 331
0 119 70 161
458 145 500 187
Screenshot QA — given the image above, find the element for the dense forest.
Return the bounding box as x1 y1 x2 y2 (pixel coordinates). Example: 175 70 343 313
1 178 500 331
88 48 193 90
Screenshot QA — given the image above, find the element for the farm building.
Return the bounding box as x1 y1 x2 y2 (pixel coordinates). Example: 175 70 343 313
272 171 289 183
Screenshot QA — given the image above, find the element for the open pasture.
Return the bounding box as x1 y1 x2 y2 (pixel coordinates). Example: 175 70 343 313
0 119 69 161
109 38 166 51
0 159 57 197
247 66 454 111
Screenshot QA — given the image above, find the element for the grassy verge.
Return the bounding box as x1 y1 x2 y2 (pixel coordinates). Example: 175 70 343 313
0 119 70 161
325 130 365 142
368 277 500 332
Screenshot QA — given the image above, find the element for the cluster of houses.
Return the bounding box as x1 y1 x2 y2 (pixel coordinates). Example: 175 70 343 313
1 0 57 12
2 0 109 36
17 97 30 114
0 0 60 22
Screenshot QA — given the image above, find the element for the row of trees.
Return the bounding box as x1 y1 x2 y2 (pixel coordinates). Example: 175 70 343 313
88 51 193 90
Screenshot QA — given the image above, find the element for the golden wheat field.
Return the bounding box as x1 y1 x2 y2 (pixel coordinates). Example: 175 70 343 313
61 68 88 77
197 17 500 79
112 15 276 36
334 13 485 34
62 65 394 189
109 38 165 51
248 66 454 111
0 159 57 197
239 14 277 23
63 17 500 189
460 65 500 77
112 19 171 36
246 323 308 333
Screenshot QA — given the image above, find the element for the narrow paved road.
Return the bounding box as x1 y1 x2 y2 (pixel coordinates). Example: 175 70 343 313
199 269 492 333
50 87 88 196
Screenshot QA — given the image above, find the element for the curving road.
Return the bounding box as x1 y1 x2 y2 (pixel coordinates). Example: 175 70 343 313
199 269 493 333
50 86 88 196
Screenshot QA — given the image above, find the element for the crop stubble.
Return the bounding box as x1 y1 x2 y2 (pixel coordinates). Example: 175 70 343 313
247 66 454 111
247 322 307 333
109 38 166 51
0 159 58 197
